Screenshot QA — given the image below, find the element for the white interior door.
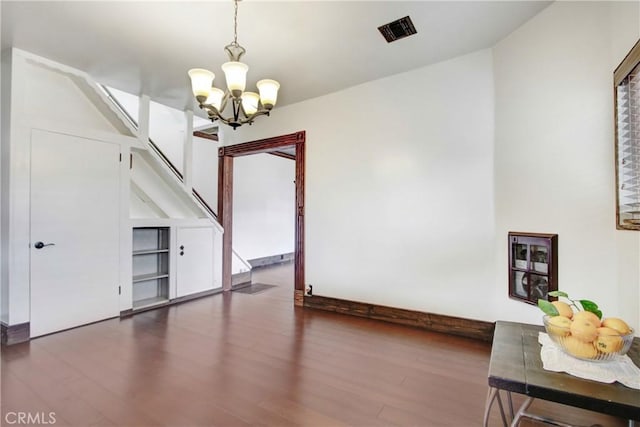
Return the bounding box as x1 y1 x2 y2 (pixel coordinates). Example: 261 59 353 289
176 227 216 297
30 130 121 337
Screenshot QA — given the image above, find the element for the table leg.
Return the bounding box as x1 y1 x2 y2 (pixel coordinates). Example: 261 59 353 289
510 397 581 427
483 387 509 427
510 397 533 427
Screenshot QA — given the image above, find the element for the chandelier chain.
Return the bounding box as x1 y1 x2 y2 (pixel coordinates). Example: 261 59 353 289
233 0 238 45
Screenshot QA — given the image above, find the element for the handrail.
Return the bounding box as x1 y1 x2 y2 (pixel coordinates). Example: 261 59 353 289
146 138 183 181
99 84 217 220
99 85 183 181
98 85 138 127
192 188 218 219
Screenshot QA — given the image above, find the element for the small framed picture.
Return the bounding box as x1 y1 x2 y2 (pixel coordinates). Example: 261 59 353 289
508 232 558 305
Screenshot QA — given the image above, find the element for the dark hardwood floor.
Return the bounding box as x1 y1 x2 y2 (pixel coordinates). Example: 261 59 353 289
0 263 628 426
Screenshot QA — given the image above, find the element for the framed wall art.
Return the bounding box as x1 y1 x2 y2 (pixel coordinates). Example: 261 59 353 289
508 232 558 305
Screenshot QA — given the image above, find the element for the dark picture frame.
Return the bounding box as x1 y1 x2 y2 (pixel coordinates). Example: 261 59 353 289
508 232 558 305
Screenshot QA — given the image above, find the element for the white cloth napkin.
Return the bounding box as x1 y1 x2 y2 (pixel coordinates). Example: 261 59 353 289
538 332 640 389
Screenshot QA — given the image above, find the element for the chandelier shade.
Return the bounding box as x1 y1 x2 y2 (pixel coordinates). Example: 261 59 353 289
188 69 215 100
241 92 260 115
188 0 280 129
205 88 225 111
221 61 249 96
257 79 280 109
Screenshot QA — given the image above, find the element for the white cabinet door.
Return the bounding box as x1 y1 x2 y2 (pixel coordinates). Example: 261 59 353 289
30 130 120 337
176 227 216 297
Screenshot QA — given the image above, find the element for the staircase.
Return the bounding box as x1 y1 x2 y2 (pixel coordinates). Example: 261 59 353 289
100 85 252 281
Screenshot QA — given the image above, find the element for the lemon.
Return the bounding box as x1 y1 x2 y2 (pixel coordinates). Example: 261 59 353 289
564 335 598 359
551 301 574 319
601 317 631 335
572 310 601 327
547 316 572 337
570 318 598 343
594 327 623 353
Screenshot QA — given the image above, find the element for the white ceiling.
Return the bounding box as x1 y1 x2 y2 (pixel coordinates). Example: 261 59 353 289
1 1 551 113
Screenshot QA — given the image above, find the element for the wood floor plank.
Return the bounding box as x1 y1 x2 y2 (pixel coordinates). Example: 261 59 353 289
1 263 630 426
258 396 349 427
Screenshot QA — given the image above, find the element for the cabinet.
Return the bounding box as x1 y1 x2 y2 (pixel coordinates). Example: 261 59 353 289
508 232 558 305
132 227 169 309
176 227 216 297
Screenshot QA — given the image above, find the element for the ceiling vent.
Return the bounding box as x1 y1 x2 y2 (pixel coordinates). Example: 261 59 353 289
378 16 417 43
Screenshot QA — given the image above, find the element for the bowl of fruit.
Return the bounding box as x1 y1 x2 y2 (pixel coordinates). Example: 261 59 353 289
539 292 635 362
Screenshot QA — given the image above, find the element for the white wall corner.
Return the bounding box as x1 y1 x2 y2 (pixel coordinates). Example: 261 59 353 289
0 48 13 324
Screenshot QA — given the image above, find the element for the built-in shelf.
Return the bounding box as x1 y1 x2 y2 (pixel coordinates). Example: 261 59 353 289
132 296 170 310
132 273 169 283
132 227 169 310
132 249 169 256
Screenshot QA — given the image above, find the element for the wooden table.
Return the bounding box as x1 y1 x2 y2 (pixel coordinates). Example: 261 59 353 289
484 321 640 426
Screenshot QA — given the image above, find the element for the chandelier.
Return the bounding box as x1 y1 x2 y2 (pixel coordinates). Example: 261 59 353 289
188 0 280 130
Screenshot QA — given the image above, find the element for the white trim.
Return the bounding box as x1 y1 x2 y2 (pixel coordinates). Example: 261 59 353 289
138 95 150 144
129 217 220 229
22 119 140 148
183 110 194 191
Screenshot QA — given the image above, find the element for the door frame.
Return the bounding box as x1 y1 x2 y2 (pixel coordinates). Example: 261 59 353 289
218 131 306 304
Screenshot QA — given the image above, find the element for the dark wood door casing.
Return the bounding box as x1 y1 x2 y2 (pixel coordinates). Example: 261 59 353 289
218 131 306 300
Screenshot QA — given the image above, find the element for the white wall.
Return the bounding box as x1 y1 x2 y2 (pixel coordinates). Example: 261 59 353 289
228 49 497 320
226 1 640 330
192 135 219 212
493 1 640 331
149 100 185 176
233 153 295 261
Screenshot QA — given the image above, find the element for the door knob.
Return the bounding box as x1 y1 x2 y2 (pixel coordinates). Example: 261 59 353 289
34 241 55 249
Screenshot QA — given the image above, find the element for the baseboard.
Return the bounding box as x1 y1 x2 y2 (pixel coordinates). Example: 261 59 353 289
172 287 224 304
303 295 495 342
248 253 294 269
1 322 30 345
232 271 252 287
121 288 225 317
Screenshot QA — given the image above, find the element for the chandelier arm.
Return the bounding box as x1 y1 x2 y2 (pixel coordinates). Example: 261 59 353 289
219 91 231 112
198 103 272 129
238 109 271 125
232 98 242 123
201 104 231 125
